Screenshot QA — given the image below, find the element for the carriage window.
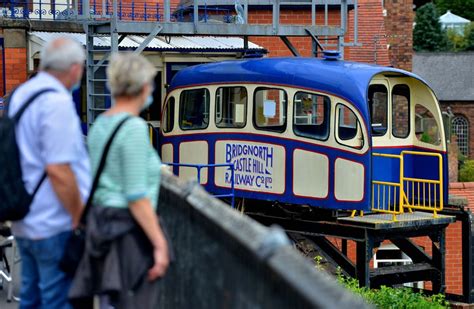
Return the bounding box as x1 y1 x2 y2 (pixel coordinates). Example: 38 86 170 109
254 87 287 132
336 104 363 149
215 87 247 128
162 97 175 133
415 104 441 145
392 84 410 138
368 84 388 136
179 89 210 130
293 92 330 140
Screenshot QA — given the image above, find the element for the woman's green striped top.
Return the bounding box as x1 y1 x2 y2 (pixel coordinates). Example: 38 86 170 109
87 112 161 209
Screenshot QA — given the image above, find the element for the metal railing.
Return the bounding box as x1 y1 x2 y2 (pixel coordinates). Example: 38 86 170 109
370 153 404 221
166 162 235 208
0 0 233 22
369 151 444 221
401 150 443 217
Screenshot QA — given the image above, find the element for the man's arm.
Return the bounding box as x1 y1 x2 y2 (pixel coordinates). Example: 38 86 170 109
46 163 83 227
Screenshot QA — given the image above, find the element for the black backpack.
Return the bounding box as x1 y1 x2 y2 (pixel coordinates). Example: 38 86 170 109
0 89 55 222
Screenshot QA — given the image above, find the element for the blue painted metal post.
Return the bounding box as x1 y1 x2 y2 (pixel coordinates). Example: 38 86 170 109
119 0 122 19
144 2 147 21
39 0 42 20
93 0 96 15
9 0 13 18
131 0 134 20
155 3 159 21
197 166 202 185
230 165 235 208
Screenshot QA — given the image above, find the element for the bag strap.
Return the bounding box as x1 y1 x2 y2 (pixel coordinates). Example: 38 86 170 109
8 88 57 199
80 116 132 225
12 88 56 122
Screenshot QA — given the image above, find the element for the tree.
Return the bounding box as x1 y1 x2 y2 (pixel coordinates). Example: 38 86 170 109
435 0 474 23
414 3 448 51
466 23 474 51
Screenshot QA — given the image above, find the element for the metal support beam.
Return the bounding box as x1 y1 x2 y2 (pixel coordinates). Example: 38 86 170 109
308 236 355 277
193 0 199 32
356 238 373 288
93 35 126 73
244 0 248 23
431 230 446 293
164 0 170 23
339 0 348 58
272 0 280 35
111 0 118 53
305 28 324 57
370 263 438 288
280 36 300 57
391 238 432 264
93 23 342 37
133 25 163 54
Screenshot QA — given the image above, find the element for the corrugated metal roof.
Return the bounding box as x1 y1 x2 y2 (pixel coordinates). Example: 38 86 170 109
29 31 265 51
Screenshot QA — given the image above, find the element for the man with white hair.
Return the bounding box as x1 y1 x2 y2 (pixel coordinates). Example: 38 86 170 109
7 37 90 308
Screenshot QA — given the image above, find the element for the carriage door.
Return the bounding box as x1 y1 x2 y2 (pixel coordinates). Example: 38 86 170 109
334 102 369 209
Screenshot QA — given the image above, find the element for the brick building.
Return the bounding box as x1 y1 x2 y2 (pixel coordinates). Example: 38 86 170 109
413 52 474 161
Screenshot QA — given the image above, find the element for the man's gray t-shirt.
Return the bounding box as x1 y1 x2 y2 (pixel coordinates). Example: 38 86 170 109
8 72 91 239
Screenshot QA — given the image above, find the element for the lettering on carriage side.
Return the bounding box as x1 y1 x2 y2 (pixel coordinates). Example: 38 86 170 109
224 143 274 189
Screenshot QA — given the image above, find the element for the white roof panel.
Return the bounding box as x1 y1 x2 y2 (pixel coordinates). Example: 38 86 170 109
440 10 470 24
29 31 265 51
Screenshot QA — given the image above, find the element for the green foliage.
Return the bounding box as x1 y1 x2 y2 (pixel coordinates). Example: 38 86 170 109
466 23 474 51
434 0 474 22
414 3 448 52
446 23 474 52
459 160 474 182
337 273 449 309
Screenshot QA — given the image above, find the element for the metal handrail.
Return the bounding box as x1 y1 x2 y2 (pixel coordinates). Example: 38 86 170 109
368 151 444 221
166 162 235 208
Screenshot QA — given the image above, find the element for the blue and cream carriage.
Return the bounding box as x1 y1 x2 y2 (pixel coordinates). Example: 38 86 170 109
159 56 447 219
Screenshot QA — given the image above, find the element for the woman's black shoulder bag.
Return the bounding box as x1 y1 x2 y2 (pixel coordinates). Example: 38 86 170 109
60 116 131 276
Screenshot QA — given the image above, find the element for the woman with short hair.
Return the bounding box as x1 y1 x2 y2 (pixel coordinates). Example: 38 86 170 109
69 53 169 308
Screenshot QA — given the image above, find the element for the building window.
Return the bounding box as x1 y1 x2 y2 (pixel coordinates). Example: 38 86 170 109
392 84 410 139
452 115 469 157
215 86 247 128
253 87 287 132
293 91 330 141
368 84 388 136
179 88 210 130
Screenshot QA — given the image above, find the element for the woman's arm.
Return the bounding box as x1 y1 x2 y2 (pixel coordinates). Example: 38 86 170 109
129 197 170 280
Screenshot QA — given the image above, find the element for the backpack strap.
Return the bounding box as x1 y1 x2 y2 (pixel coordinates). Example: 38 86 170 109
12 88 56 122
10 88 57 199
4 87 17 116
80 116 132 225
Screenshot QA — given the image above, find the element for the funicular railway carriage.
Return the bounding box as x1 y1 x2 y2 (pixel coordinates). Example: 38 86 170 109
159 57 447 219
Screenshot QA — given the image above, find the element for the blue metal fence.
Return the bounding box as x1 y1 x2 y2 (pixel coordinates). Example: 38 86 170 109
0 0 233 22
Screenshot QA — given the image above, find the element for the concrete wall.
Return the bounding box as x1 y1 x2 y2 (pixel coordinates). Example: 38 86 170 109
156 172 368 308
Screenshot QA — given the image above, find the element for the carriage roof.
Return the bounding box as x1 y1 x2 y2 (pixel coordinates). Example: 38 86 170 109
169 57 428 122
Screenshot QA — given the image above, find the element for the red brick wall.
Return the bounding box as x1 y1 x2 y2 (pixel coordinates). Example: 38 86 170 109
346 0 391 66
4 47 27 93
248 9 341 58
441 102 474 159
383 0 414 71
